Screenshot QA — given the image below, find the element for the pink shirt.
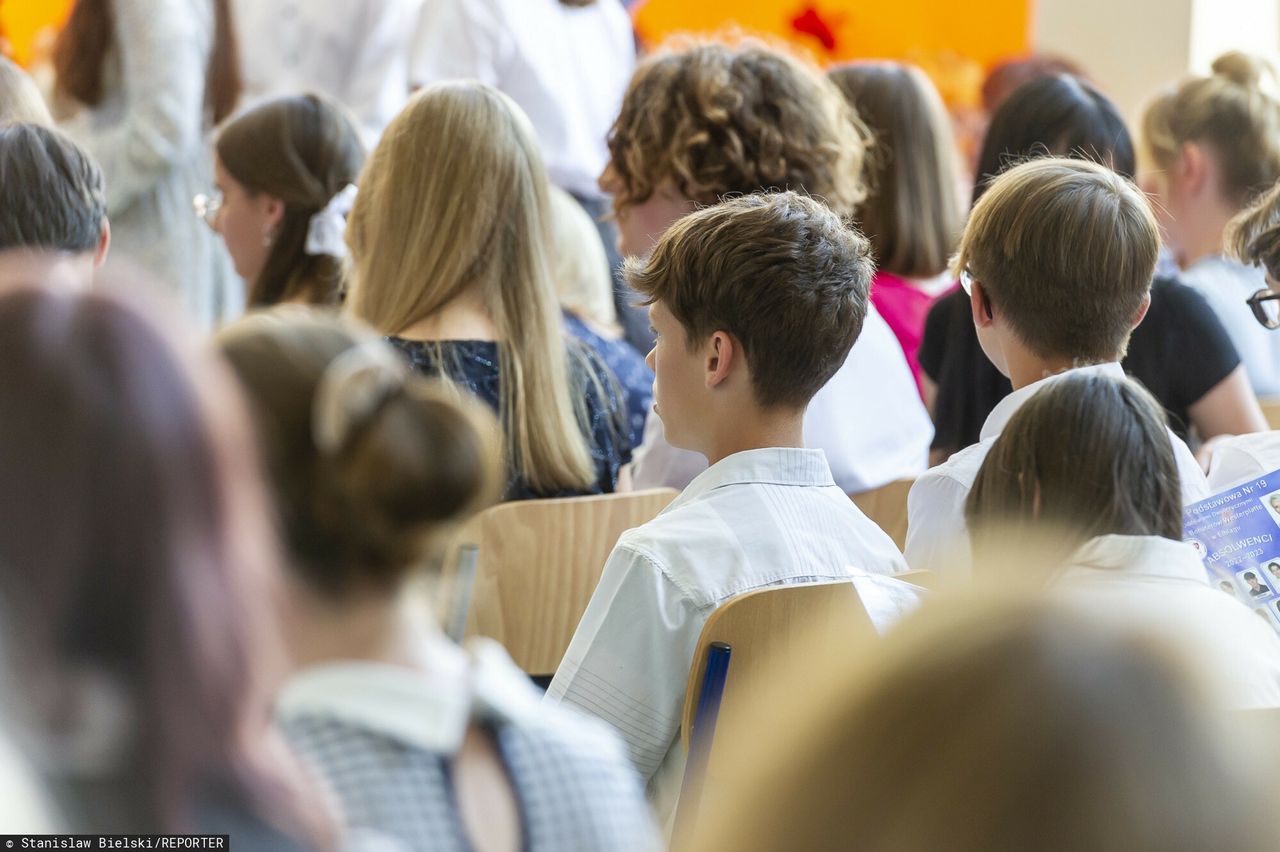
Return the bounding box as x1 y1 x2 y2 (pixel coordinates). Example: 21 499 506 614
870 272 953 397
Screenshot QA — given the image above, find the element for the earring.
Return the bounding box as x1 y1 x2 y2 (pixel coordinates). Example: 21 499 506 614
262 231 274 248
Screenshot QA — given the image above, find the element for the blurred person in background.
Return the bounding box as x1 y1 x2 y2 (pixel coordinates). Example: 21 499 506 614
345 82 631 501
920 73 1263 464
52 0 242 328
691 593 1279 852
218 308 657 852
549 185 652 447
410 0 642 351
828 61 965 397
0 56 51 125
0 285 330 847
612 39 933 496
232 0 422 149
966 372 1280 706
1141 52 1280 396
203 93 365 308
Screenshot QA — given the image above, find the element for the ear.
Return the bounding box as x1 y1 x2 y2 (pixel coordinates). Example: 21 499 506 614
263 195 286 233
1130 291 1152 329
1178 142 1208 196
969 280 995 328
93 217 111 269
704 331 736 389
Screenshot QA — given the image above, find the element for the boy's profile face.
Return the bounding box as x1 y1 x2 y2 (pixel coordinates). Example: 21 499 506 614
600 167 697 259
646 299 708 451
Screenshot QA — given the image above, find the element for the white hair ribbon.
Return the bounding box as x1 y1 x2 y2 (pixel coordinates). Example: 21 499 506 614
304 183 358 259
312 340 408 455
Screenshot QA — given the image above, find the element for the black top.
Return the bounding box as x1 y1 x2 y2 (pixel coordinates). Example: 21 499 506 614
918 276 1242 455
387 337 632 501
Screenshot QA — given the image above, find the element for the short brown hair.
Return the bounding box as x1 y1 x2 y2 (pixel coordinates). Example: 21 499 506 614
626 191 873 408
608 37 867 216
954 157 1158 362
966 372 1183 564
1227 177 1280 280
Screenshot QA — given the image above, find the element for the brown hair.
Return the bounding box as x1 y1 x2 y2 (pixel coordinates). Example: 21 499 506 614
1142 52 1280 207
966 373 1183 563
954 156 1158 362
217 308 501 597
1227 177 1280 280
693 595 1276 852
346 82 604 495
828 62 963 278
54 0 241 124
216 95 365 307
0 285 324 840
626 190 872 409
607 36 868 216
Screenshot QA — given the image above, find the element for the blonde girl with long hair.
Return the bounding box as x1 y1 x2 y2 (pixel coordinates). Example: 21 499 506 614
346 81 629 500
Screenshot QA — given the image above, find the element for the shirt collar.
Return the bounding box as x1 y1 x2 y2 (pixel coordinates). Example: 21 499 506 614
1064 534 1208 584
275 638 541 753
980 362 1125 441
669 447 835 509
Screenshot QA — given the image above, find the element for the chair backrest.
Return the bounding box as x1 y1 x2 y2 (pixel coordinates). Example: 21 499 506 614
1261 397 1280 431
440 488 678 674
673 580 878 845
851 477 915 550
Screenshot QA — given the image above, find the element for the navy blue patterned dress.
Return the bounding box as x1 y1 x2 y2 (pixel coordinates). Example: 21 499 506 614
562 312 652 448
387 337 632 501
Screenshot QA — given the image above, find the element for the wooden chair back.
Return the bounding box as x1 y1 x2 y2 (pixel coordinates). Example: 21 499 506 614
440 488 677 674
851 477 915 550
1261 397 1280 430
673 580 878 844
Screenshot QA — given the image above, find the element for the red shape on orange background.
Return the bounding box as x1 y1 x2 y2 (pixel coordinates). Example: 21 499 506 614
791 5 838 52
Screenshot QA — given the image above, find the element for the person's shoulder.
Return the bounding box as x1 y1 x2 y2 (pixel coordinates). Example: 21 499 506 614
916 441 990 490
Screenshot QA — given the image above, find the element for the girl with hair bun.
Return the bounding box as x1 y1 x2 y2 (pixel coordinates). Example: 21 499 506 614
205 94 365 307
217 307 656 852
1141 52 1280 394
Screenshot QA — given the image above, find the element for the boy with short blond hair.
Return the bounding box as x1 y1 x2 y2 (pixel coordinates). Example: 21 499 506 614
545 190 907 820
905 157 1211 571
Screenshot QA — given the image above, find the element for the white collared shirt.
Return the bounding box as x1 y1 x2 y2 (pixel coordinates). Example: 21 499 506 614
904 362 1211 574
410 0 635 200
278 638 657 851
1207 431 1280 491
545 447 908 824
628 305 933 494
1055 534 1280 708
232 0 424 148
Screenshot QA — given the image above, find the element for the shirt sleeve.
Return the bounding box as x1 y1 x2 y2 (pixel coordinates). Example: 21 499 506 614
1166 282 1242 407
545 541 706 781
410 0 504 87
60 0 207 212
903 466 973 576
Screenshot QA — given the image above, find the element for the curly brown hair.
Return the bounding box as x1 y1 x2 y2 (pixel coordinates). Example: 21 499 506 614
607 36 868 216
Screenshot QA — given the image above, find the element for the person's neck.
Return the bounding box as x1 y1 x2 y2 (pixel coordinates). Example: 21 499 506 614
700 408 806 468
1006 353 1110 391
1175 202 1235 269
286 580 442 673
396 290 500 342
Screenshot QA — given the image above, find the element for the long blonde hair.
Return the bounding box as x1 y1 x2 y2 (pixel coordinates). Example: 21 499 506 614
346 82 597 494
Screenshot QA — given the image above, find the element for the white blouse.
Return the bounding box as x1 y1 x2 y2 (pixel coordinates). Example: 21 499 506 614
232 0 423 148
58 0 239 329
410 0 635 200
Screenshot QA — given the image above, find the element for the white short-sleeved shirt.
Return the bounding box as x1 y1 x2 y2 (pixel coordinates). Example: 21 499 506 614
1055 534 1280 708
233 0 424 148
1181 256 1280 396
1207 431 1280 491
904 363 1211 574
410 0 635 200
628 305 933 493
545 447 909 824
